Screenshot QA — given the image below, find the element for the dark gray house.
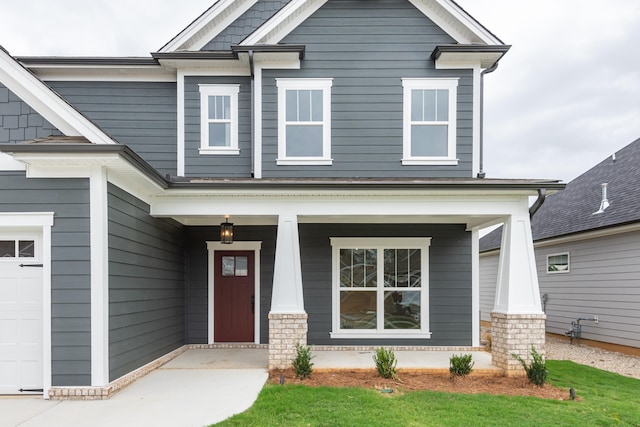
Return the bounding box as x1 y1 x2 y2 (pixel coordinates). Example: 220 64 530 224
480 138 640 354
0 0 562 399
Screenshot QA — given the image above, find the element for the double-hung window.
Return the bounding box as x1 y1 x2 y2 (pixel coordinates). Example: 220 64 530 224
330 238 431 339
276 78 332 165
199 85 240 155
402 78 458 165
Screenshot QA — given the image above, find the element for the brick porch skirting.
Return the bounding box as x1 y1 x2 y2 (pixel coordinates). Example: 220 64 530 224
268 312 308 370
491 312 546 374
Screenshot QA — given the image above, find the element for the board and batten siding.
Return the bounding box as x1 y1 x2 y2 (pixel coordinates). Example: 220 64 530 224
107 183 185 381
298 223 472 346
261 0 473 178
0 83 62 143
479 252 499 323
184 226 277 344
536 230 640 349
183 76 252 177
0 172 91 386
46 82 178 177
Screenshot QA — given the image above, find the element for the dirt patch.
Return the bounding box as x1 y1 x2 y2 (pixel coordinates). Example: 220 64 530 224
269 369 569 400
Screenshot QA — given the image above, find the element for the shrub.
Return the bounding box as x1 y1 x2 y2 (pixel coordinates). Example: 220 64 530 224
373 347 398 379
292 342 314 380
449 353 474 377
513 345 548 386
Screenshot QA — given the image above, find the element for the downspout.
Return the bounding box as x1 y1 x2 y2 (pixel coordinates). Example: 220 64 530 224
249 50 255 178
477 62 499 179
529 188 546 218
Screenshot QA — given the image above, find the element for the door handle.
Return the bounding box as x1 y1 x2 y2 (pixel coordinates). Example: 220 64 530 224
251 295 255 314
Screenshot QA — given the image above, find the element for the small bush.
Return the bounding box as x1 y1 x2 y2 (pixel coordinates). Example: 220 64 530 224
373 347 398 379
449 353 474 377
292 342 314 380
513 345 548 386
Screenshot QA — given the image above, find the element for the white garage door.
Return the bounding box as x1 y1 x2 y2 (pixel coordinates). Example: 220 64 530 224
0 232 43 394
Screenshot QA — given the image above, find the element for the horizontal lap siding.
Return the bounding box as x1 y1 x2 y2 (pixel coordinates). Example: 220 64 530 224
0 172 91 386
47 82 177 176
299 223 472 346
108 183 185 381
536 231 640 348
184 226 276 344
183 76 252 177
262 0 473 178
479 253 499 322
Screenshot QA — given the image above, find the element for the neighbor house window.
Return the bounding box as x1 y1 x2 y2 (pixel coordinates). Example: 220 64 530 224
330 238 431 339
199 85 240 155
276 78 333 165
547 253 570 273
402 78 458 165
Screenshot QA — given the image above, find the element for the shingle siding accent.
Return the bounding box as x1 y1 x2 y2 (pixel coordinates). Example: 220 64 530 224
0 171 91 386
0 83 62 143
261 0 473 178
202 0 293 51
107 183 185 381
47 81 178 177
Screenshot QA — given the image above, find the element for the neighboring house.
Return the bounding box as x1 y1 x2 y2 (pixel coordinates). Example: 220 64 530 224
0 0 563 399
480 138 640 354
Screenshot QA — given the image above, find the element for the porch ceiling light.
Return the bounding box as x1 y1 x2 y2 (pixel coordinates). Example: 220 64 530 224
220 217 234 244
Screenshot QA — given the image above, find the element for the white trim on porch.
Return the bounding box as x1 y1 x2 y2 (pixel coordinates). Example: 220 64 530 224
206 241 262 345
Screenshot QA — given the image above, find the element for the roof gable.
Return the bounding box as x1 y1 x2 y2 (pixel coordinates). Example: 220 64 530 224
161 0 504 53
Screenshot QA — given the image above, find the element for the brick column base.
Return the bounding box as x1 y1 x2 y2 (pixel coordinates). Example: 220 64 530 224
268 312 308 370
491 312 546 374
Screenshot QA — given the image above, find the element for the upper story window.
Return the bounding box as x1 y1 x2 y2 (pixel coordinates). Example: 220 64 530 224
402 78 458 165
276 78 333 165
199 85 240 155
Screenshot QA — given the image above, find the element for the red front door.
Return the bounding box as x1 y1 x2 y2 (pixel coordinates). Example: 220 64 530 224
214 251 255 342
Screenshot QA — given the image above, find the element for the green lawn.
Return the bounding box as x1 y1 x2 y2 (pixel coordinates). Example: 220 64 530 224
214 361 640 427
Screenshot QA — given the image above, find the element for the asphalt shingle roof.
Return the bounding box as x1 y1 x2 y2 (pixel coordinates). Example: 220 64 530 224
480 137 640 252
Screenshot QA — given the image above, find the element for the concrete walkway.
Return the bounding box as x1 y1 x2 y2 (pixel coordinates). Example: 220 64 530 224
1 349 269 427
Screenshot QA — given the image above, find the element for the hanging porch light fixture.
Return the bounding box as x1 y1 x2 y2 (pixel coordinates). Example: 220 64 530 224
220 217 234 244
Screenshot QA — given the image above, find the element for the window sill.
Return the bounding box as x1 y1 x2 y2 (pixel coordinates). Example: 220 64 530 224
276 158 333 166
402 158 458 166
330 331 432 339
199 148 240 156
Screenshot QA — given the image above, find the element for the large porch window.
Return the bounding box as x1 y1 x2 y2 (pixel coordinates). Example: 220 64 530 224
330 238 431 339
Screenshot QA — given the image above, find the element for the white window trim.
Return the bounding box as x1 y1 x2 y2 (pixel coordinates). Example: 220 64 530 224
402 78 459 166
330 237 431 339
276 78 333 165
547 252 570 274
199 84 240 155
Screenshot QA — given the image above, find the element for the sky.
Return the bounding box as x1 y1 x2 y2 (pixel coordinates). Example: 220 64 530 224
0 0 639 183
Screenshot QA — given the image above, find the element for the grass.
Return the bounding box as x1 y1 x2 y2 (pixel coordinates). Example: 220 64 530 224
214 361 640 426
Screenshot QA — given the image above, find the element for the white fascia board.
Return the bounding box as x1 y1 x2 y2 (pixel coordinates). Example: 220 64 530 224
29 66 177 83
0 49 116 145
160 0 259 52
241 0 328 45
0 152 26 171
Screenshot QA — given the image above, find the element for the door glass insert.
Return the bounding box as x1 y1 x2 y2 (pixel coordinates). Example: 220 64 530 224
18 240 35 258
235 256 248 276
0 240 15 258
222 256 235 276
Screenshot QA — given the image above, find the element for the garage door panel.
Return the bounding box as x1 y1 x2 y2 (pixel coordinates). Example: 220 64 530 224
0 319 18 343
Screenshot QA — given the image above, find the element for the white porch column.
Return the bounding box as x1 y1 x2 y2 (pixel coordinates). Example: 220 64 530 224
491 214 546 373
269 214 307 370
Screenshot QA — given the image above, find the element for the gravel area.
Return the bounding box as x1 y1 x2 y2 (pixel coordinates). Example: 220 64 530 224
546 336 640 380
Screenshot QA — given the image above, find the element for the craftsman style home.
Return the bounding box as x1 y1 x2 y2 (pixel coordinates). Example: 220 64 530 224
0 0 563 399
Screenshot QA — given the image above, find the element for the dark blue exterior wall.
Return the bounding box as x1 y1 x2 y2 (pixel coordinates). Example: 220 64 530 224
107 183 185 381
0 83 62 143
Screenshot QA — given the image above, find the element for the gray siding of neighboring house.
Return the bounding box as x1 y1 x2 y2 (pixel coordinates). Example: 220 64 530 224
261 0 473 178
108 183 185 381
46 82 178 177
184 226 277 344
202 0 292 51
479 252 499 323
183 76 252 177
0 83 62 143
479 229 640 349
535 231 640 349
299 223 473 346
0 172 91 386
